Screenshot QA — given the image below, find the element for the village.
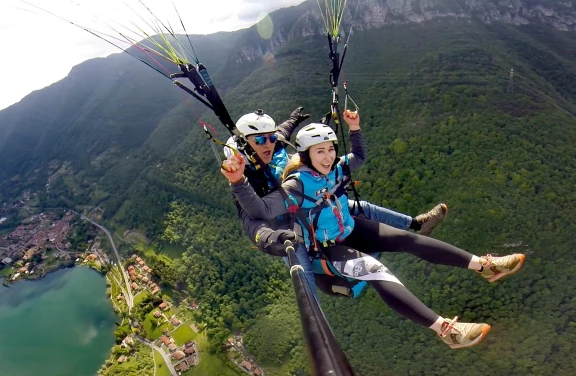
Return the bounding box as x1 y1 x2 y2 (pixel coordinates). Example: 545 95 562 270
126 255 161 295
0 190 123 287
0 196 207 376
156 334 198 372
226 335 265 376
0 208 89 284
99 253 205 376
103 253 265 376
1 195 265 376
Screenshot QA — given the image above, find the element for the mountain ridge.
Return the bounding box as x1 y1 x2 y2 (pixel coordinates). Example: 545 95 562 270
229 0 576 63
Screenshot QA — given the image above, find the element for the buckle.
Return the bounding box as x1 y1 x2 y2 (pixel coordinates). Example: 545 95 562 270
321 240 336 248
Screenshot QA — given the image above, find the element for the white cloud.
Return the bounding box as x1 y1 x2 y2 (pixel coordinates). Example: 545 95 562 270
0 0 305 111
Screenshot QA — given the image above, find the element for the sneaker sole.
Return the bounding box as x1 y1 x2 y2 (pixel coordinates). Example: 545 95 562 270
441 203 448 215
488 254 526 283
417 203 449 236
448 324 491 349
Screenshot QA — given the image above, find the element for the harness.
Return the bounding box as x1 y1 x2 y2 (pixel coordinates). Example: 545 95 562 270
290 165 351 252
287 161 370 298
241 144 368 299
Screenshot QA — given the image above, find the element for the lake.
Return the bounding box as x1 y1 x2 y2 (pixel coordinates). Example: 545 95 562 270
0 266 116 376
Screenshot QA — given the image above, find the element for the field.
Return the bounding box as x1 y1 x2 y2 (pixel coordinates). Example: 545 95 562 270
171 324 199 346
143 310 174 340
154 349 171 376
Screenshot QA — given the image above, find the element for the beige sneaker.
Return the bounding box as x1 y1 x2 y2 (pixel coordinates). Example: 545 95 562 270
415 203 448 235
478 253 526 282
439 316 491 349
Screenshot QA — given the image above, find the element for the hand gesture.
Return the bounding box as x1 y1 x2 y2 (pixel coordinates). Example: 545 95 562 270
343 109 360 131
221 154 246 184
290 106 311 124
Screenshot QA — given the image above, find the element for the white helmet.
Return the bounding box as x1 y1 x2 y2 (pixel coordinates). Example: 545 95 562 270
235 110 276 136
295 123 338 152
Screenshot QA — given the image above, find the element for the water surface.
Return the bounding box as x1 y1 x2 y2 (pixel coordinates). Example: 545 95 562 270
0 267 116 376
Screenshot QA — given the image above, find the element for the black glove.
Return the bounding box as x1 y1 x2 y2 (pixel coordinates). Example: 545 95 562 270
320 111 332 125
290 106 310 124
256 229 297 257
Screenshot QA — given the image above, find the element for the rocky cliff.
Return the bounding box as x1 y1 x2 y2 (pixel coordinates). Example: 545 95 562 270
235 0 576 62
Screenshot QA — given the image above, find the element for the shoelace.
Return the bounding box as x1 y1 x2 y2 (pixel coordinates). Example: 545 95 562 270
419 213 431 222
440 316 460 338
419 206 442 223
481 254 495 268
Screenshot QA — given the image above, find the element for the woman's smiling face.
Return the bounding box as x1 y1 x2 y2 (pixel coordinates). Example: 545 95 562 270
308 141 336 175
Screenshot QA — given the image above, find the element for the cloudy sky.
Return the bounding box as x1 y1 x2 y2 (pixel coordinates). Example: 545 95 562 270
0 0 305 111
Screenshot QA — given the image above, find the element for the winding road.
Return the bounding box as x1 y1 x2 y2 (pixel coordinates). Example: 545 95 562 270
78 213 134 310
135 336 178 376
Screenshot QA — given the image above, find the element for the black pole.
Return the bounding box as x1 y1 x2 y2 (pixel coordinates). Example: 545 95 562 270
284 240 356 376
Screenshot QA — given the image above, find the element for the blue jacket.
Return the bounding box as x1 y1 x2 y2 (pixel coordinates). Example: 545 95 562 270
288 164 355 248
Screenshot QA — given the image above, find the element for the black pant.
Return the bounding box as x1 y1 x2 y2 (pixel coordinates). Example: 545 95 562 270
345 216 473 268
322 217 474 327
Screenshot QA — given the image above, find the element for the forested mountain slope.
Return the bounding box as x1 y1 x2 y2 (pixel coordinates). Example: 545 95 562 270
159 18 576 376
1 0 576 375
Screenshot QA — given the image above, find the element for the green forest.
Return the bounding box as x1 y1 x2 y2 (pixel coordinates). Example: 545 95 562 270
1 2 576 375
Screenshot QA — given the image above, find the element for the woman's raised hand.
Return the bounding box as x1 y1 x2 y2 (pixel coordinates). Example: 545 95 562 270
343 109 360 131
221 154 246 184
